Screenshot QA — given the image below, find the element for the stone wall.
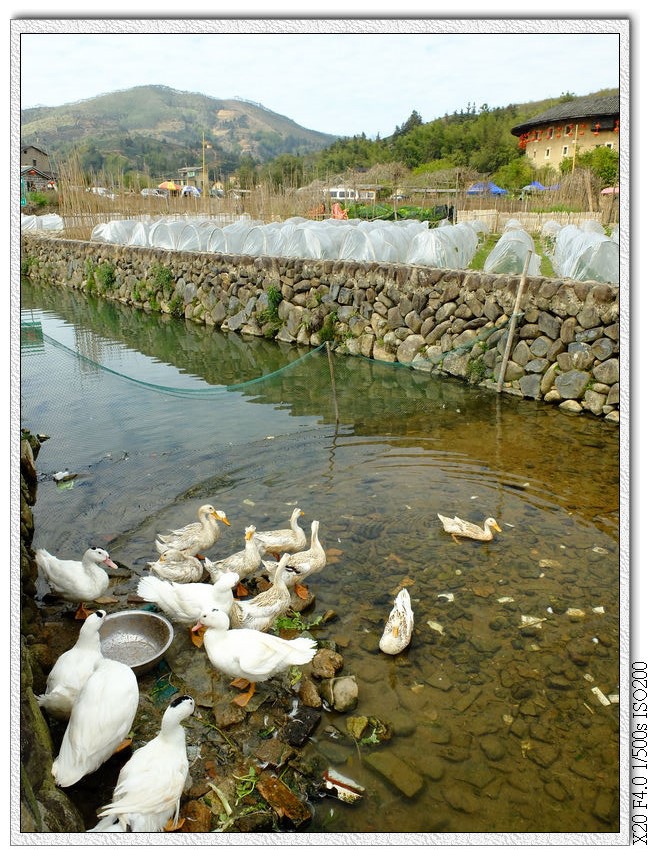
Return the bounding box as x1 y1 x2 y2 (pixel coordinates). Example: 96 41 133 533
20 235 619 422
19 431 85 832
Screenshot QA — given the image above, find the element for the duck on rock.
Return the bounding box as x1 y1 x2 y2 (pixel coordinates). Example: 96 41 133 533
88 694 195 833
35 546 118 619
51 656 140 788
193 606 317 707
37 609 107 721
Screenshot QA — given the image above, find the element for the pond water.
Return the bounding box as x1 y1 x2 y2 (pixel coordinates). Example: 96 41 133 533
20 280 621 840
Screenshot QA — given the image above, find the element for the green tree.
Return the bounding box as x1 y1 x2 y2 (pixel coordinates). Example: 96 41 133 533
559 146 619 186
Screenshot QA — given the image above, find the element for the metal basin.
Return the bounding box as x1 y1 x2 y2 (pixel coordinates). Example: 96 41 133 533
100 609 174 676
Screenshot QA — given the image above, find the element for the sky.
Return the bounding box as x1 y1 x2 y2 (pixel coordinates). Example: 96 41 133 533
16 22 624 140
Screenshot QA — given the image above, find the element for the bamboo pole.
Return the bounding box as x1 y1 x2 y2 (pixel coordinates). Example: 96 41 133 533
325 341 340 424
496 249 533 393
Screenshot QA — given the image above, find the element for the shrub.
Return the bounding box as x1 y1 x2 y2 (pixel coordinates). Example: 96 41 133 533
168 295 185 318
150 263 174 295
95 261 116 293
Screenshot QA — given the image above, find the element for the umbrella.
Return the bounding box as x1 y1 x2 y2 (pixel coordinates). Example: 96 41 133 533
181 185 201 197
158 181 181 191
600 186 619 195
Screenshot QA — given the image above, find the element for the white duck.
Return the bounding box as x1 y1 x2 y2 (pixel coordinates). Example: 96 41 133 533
229 553 292 632
35 546 118 619
379 588 414 655
156 504 230 557
52 657 140 788
194 606 317 707
136 570 239 627
88 694 195 833
253 508 306 558
437 513 502 543
262 520 326 600
147 549 205 584
203 525 262 584
37 610 107 722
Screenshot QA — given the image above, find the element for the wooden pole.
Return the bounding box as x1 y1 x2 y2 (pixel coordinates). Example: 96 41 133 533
496 249 533 393
326 341 340 425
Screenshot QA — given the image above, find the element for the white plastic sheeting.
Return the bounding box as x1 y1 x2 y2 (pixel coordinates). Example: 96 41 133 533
84 215 483 269
21 213 65 232
551 225 619 285
483 228 542 277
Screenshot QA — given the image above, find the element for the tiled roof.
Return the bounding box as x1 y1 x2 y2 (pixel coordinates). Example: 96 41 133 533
511 93 619 135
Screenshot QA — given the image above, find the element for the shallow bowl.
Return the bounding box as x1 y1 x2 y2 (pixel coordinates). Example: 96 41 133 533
100 609 174 676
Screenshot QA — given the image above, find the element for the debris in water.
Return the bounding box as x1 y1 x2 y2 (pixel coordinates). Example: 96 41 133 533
427 621 445 634
519 615 546 628
323 768 365 804
53 470 77 482
591 686 611 706
437 592 454 602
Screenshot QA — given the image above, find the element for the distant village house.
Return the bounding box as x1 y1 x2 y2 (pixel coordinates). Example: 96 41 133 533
21 145 57 191
511 93 619 171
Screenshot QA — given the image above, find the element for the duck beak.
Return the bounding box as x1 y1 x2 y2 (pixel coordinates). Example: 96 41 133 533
493 523 502 533
104 557 118 569
218 515 231 526
191 621 202 633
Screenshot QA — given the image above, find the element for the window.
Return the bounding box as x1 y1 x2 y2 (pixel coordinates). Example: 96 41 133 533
606 142 613 149
562 146 569 156
545 148 551 159
548 128 554 139
564 125 572 135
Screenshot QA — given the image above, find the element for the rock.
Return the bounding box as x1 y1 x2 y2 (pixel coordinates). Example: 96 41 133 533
179 799 213 832
526 742 559 767
441 781 480 813
319 675 359 712
396 334 425 364
479 735 506 760
279 705 321 747
519 374 542 399
297 677 322 708
555 369 591 399
593 357 619 384
363 750 424 798
311 648 344 679
256 771 312 828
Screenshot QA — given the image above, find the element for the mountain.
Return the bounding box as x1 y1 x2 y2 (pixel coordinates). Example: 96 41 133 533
21 84 338 174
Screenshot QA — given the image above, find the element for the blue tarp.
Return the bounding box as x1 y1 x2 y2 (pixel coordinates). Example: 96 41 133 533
522 181 561 192
467 181 508 196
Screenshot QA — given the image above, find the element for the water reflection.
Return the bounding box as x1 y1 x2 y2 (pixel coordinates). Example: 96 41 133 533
20 279 621 837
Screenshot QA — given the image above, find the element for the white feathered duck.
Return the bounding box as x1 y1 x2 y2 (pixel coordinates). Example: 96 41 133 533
37 609 107 722
88 694 195 833
379 588 414 655
136 569 240 646
193 605 317 707
51 656 140 788
35 546 118 619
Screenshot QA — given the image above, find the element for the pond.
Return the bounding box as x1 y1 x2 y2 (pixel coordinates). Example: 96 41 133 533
20 279 621 840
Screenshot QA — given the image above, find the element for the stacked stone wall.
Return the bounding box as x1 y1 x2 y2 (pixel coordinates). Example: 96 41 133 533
21 235 619 422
